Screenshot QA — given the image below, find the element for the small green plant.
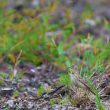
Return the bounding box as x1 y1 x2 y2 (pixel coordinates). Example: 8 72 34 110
80 3 93 20
83 50 95 67
95 93 105 110
3 104 9 110
0 72 7 79
86 78 105 110
59 73 72 87
59 95 70 105
12 90 20 98
97 42 110 63
0 73 7 85
37 84 45 96
50 98 58 106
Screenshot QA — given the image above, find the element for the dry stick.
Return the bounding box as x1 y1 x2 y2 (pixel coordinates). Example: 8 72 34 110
29 85 65 101
78 79 96 95
47 85 65 95
100 95 110 97
40 85 65 100
13 50 22 77
98 87 106 95
66 66 96 95
85 65 110 95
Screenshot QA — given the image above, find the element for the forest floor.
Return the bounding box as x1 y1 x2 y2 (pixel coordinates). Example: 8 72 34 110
0 1 110 110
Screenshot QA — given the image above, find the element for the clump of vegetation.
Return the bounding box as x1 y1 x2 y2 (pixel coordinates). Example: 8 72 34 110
0 1 110 110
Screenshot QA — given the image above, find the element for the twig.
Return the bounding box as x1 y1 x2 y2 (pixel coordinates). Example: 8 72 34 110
47 85 65 95
78 79 96 95
28 85 65 101
13 50 22 77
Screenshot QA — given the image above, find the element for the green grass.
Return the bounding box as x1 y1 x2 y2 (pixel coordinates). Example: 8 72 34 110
1 1 110 109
